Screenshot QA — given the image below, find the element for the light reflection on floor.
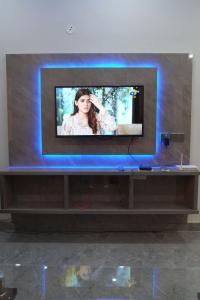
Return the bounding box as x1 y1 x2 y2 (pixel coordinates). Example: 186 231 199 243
1 229 200 299
1 264 200 299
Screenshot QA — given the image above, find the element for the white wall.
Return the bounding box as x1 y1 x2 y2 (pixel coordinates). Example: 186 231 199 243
0 0 200 218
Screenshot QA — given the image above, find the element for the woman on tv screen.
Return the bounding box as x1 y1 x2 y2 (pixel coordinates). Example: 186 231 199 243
61 88 117 135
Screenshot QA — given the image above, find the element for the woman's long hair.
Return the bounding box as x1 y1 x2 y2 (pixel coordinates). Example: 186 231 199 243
71 88 97 134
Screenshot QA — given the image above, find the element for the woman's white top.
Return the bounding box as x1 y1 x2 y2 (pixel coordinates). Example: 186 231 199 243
61 111 117 135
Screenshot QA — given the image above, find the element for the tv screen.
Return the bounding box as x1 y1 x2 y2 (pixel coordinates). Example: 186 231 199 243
55 86 144 136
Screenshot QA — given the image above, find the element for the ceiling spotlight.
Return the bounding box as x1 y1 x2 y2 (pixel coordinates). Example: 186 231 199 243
188 53 194 59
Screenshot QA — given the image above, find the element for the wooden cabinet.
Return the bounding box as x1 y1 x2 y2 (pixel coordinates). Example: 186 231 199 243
0 168 199 215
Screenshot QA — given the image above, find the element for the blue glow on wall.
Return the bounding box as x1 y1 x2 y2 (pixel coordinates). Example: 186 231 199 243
33 59 163 168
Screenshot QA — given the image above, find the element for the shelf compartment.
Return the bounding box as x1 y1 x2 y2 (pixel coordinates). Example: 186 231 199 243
69 175 129 209
133 175 197 211
3 175 64 209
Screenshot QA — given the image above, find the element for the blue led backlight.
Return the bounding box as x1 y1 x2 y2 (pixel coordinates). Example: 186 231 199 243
33 59 163 168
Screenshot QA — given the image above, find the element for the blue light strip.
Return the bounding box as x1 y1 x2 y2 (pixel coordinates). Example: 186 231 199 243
156 64 162 154
33 59 163 168
37 67 42 155
9 165 139 170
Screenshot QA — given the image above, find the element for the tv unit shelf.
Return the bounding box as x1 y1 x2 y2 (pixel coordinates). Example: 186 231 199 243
0 167 199 215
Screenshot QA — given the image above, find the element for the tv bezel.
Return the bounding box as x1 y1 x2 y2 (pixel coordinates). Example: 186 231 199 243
55 85 144 138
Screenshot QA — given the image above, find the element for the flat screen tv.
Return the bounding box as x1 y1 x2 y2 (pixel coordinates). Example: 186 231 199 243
55 86 144 136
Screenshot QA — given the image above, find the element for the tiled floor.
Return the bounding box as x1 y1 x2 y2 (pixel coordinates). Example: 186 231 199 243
1 215 200 299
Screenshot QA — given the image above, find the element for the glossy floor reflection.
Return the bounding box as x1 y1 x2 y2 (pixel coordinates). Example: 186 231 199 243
1 265 200 299
1 229 200 299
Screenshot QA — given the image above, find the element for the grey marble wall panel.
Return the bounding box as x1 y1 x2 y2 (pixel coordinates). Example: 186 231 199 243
6 53 192 166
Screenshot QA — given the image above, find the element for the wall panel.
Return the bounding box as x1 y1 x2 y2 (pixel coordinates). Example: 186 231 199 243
6 53 192 167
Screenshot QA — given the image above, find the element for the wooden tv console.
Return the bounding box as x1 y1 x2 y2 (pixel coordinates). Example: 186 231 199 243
0 167 199 215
